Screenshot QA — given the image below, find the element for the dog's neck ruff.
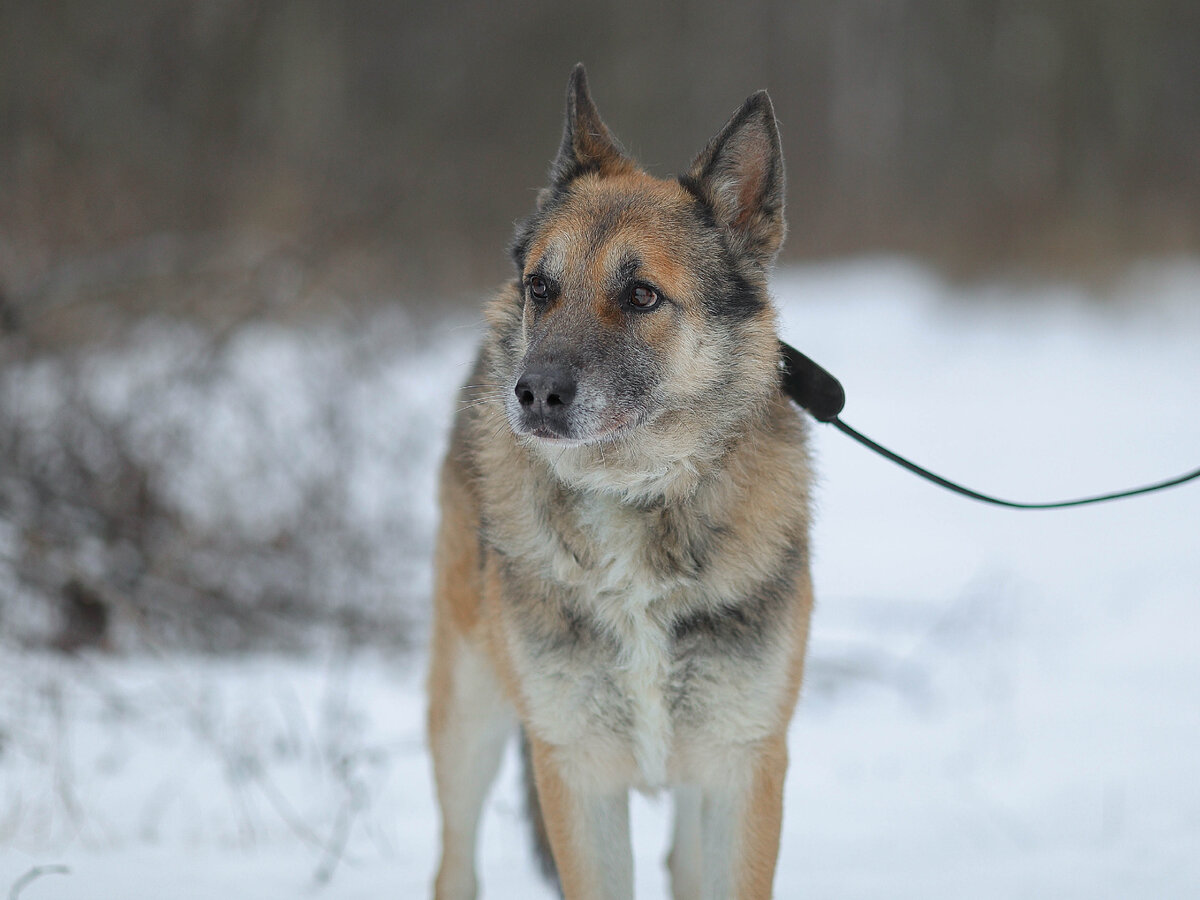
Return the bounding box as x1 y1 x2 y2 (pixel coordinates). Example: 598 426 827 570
531 436 706 505
529 403 762 506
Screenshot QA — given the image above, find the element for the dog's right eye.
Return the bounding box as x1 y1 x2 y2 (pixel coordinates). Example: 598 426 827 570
528 275 550 300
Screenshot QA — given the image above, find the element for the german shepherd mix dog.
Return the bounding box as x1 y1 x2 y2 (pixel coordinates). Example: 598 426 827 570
429 65 813 899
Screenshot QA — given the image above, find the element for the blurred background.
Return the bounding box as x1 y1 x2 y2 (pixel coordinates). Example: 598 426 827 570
1 2 1199 897
5 0 1199 649
5 0 1200 319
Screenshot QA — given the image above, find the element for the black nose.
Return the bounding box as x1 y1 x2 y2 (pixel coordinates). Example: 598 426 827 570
515 365 576 411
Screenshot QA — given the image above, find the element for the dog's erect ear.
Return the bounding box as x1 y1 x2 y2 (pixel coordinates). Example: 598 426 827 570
683 92 786 264
549 64 633 188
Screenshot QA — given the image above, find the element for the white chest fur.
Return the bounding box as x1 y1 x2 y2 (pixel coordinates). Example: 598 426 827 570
574 497 677 790
509 477 794 792
506 489 685 790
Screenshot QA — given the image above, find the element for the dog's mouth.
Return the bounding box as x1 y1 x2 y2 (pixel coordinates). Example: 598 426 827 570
524 423 572 441
511 411 640 447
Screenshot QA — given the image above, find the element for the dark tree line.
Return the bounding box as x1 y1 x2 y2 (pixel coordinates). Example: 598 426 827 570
2 0 1198 309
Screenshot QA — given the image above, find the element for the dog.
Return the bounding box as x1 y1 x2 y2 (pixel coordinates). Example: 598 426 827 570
428 64 814 900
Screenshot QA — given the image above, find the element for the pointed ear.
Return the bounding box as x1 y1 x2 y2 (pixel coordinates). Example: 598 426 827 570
683 91 786 264
549 64 633 188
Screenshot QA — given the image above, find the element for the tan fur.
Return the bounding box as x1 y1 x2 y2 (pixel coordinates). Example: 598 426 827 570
429 66 812 899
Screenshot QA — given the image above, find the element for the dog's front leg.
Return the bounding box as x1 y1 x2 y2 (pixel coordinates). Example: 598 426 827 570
527 735 634 900
670 736 788 900
666 785 704 899
428 633 515 900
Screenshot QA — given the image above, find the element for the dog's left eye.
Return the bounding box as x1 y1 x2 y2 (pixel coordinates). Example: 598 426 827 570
629 285 659 310
529 275 550 300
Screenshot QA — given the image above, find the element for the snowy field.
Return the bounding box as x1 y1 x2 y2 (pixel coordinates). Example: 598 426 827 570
2 258 1199 898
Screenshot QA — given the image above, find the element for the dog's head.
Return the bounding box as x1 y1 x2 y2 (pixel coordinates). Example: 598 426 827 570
498 65 787 497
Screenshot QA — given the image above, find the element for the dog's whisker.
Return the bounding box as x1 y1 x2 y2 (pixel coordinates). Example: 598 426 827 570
456 397 504 412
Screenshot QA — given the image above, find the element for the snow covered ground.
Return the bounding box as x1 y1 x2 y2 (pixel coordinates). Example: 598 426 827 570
2 258 1199 898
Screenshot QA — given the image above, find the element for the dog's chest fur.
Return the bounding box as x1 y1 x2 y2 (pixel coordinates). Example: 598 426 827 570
497 480 795 792
567 497 679 789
